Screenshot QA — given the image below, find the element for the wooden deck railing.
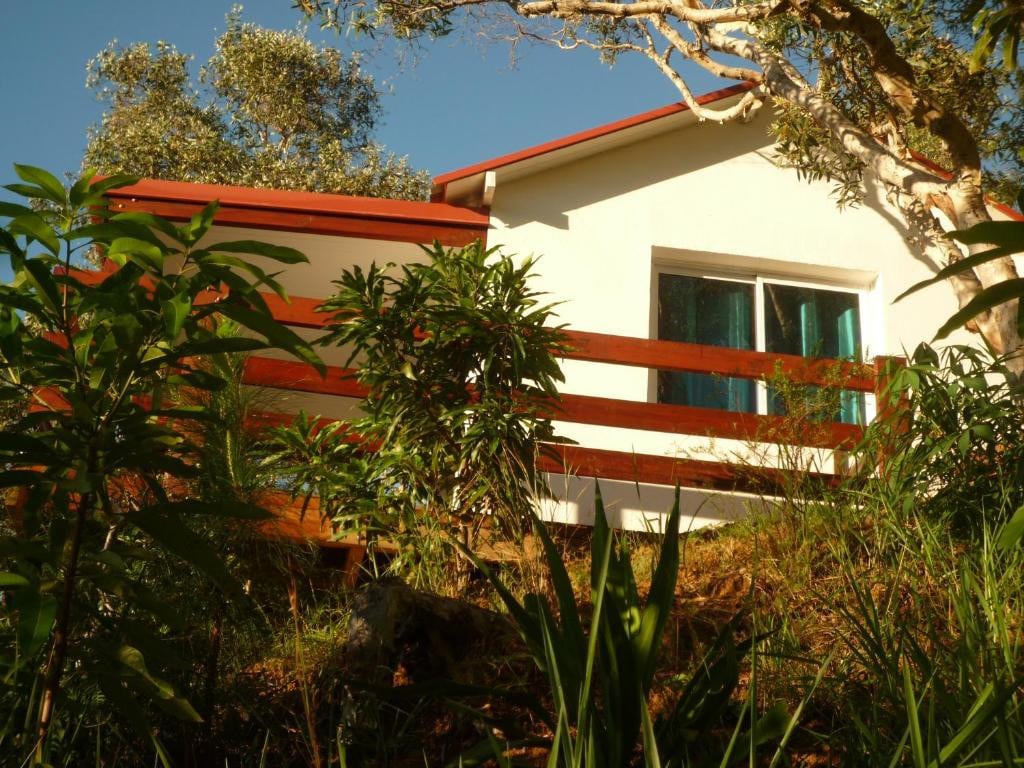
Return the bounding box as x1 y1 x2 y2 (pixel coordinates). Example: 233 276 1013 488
243 292 901 495
55 271 900 493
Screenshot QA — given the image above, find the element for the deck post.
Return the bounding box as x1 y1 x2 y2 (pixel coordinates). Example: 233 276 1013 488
342 544 367 588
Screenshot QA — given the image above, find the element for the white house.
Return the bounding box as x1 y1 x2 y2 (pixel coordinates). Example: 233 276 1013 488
105 83 1009 536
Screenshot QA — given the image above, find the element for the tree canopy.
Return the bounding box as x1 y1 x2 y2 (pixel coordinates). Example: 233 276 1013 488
298 0 1024 372
85 10 429 200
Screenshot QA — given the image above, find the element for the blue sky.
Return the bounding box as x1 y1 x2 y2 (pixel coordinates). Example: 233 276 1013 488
0 1 724 186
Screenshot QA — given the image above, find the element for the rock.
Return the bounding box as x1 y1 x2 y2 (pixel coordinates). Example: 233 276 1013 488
337 577 522 751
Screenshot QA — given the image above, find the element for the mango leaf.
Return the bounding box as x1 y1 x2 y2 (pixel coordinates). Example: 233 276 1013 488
69 221 165 249
935 279 1024 339
152 693 203 723
117 645 176 699
14 164 66 205
111 211 183 242
951 220 1024 247
96 675 157 743
10 213 60 255
210 240 308 264
179 336 268 356
88 173 139 195
0 572 29 587
161 293 192 339
996 505 1024 551
131 508 243 598
180 200 219 246
216 302 324 374
894 246 1024 302
0 201 34 219
107 237 166 271
0 469 45 488
15 589 56 657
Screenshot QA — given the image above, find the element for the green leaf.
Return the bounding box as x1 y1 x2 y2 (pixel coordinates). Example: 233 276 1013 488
181 200 219 246
903 665 927 768
96 675 157 742
216 302 324 374
111 211 183 242
0 201 34 219
106 237 166 271
15 589 56 657
0 572 29 587
117 645 176 699
10 213 60 255
161 293 192 339
894 245 1024 303
953 221 1024 247
131 508 243 598
635 489 681 688
22 258 63 315
89 173 139 195
935 279 1024 339
210 240 308 264
14 164 66 205
0 469 45 488
180 336 268 356
996 506 1024 551
927 682 1017 768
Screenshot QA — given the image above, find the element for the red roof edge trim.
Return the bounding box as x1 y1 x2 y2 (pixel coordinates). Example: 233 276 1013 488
431 81 756 197
105 178 491 229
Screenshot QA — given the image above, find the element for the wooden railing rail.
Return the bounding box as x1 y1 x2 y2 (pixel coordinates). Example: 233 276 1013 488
241 356 865 449
59 271 902 496
61 271 880 394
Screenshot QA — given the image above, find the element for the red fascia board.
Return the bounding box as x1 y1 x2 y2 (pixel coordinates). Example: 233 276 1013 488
106 178 490 227
431 81 756 197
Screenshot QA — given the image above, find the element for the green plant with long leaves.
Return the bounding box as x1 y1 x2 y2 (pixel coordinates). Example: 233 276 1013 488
866 342 1024 529
458 488 803 767
274 241 566 582
820 498 1024 767
0 166 323 764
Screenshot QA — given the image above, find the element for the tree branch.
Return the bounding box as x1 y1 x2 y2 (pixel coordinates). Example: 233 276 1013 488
650 16 763 83
795 0 982 179
517 0 787 24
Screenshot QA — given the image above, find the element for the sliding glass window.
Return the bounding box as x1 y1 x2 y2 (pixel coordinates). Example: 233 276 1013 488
657 270 866 424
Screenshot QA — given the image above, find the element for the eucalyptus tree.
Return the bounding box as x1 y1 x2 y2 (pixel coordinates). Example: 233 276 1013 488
85 9 429 200
300 0 1024 373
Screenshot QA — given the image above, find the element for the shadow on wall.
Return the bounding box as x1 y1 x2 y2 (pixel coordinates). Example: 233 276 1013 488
493 110 779 232
493 108 924 264
536 474 761 533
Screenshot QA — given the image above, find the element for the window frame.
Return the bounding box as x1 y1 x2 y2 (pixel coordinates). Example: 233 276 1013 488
652 264 875 419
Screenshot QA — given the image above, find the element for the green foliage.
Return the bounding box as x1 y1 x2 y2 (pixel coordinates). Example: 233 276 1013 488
760 0 1017 205
963 0 1024 72
0 165 323 762
455 490 799 767
869 343 1024 528
269 241 566 583
85 8 429 200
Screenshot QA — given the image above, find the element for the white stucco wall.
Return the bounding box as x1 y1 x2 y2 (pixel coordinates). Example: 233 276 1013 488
482 107 979 528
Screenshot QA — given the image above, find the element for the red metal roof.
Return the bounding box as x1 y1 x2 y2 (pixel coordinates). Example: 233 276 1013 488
431 81 756 199
108 178 489 227
105 178 490 246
